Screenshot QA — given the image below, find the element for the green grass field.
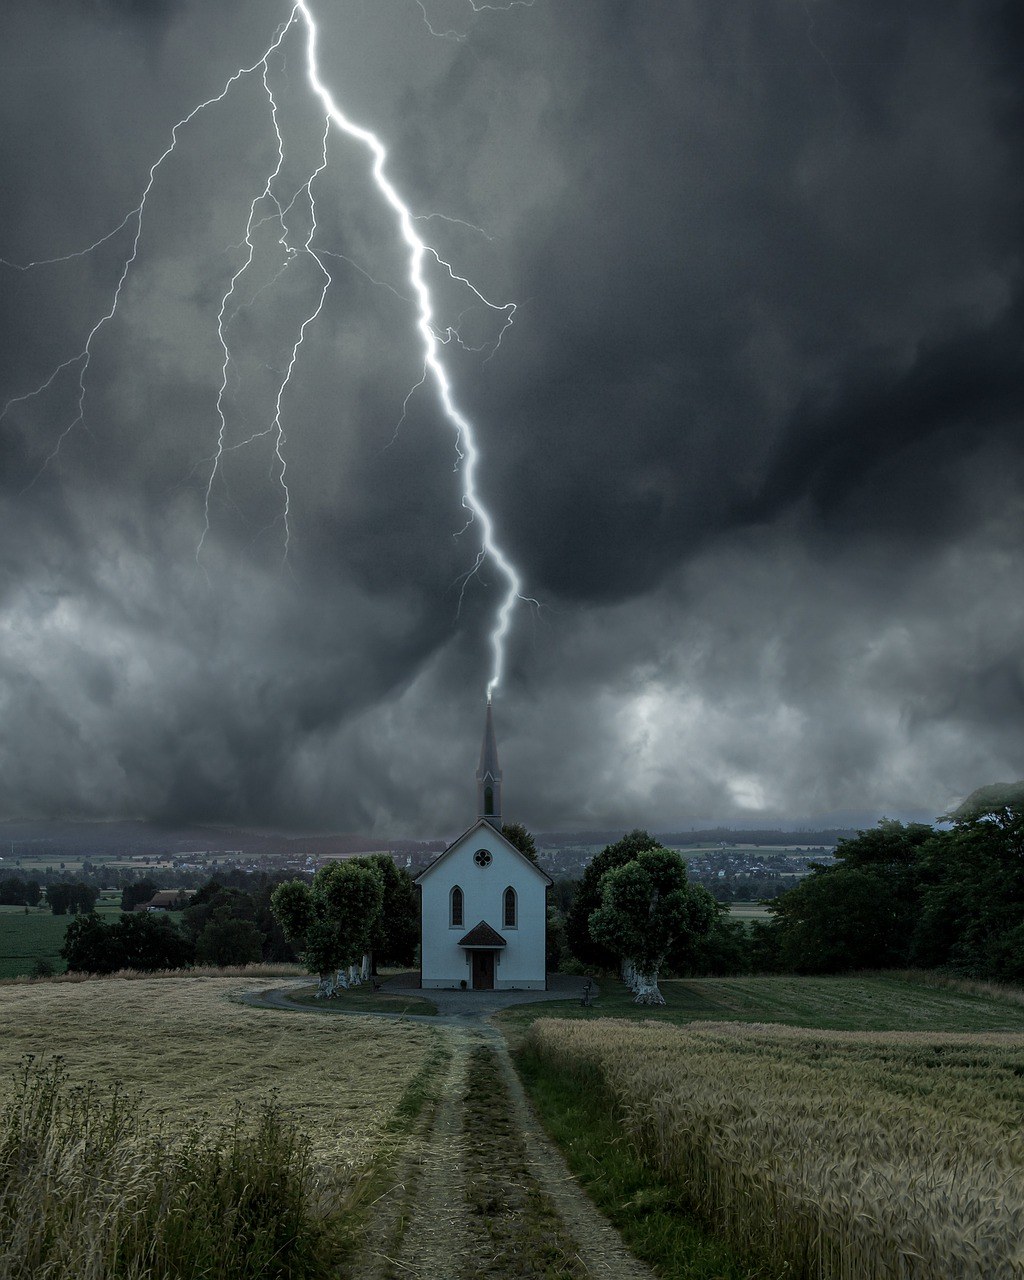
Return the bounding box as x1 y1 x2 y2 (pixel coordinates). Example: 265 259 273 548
0 909 73 978
498 972 1024 1038
725 900 772 920
0 895 138 978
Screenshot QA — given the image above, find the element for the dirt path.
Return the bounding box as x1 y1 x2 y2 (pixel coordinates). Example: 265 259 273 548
353 1019 656 1280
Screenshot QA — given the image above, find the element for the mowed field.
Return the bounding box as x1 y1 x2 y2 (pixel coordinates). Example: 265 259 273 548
0 975 436 1170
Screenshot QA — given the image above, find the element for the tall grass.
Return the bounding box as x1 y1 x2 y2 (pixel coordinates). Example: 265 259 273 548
0 1058 353 1280
526 1018 1024 1280
2 962 307 986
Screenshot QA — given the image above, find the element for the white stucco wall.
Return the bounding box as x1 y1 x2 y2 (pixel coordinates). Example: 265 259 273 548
418 822 548 990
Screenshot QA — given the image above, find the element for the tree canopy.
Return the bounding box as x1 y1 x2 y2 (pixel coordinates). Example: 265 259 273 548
565 829 666 969
271 860 385 995
760 789 1024 980
501 822 539 864
588 846 717 1003
61 912 193 974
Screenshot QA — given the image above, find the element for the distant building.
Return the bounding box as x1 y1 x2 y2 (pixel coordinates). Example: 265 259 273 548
415 702 551 990
134 889 196 912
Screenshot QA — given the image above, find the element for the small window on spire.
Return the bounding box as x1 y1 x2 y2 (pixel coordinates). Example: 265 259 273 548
484 785 494 816
450 886 464 928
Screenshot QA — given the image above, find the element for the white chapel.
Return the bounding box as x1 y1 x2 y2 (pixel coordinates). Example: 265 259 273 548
415 702 551 990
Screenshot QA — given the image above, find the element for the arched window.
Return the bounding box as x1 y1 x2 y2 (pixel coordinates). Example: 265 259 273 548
503 886 517 929
450 885 464 928
484 785 494 816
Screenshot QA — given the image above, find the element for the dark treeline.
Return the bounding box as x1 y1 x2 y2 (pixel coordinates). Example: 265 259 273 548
751 784 1024 981
0 876 42 906
553 785 1024 983
60 861 420 977
46 883 99 915
61 871 304 973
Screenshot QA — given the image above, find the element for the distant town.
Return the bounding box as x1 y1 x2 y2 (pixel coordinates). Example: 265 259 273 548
0 819 846 902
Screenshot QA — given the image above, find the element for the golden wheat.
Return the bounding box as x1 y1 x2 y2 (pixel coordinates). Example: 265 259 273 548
527 1018 1024 1279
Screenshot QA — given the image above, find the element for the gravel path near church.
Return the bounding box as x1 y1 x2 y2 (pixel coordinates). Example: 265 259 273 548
241 980 656 1279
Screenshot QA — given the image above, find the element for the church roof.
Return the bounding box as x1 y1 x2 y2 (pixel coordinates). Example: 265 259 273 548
457 920 507 948
414 818 553 885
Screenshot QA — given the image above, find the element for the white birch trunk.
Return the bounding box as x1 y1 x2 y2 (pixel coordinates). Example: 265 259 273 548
360 953 371 981
631 966 665 1005
335 968 350 990
315 972 338 998
348 964 361 987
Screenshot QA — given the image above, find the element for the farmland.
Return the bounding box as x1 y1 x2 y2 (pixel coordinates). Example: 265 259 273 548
0 893 148 979
0 975 436 1169
5 968 1024 1278
523 1016 1024 1279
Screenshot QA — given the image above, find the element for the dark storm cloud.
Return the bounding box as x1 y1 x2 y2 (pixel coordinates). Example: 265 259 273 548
0 0 1021 833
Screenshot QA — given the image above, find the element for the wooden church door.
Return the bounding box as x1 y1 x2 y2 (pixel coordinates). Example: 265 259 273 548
472 951 494 990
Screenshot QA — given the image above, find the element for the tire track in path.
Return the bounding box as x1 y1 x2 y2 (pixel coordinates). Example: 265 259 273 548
364 1021 655 1280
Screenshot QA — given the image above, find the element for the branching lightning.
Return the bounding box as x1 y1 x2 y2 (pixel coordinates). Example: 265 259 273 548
1 1 535 698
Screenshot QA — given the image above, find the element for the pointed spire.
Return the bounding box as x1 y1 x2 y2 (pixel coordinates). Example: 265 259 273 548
476 697 503 830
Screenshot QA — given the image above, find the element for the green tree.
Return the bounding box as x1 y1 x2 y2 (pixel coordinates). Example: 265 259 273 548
61 914 123 973
545 902 567 972
46 884 72 915
566 830 665 969
501 822 538 864
680 910 751 976
589 847 717 1004
910 784 1024 979
0 877 41 907
121 880 159 912
757 819 934 973
271 861 384 997
61 913 192 974
355 855 418 971
195 917 264 967
766 864 911 973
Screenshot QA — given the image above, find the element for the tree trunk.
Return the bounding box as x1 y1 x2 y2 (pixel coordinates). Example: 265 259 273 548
621 958 637 993
631 967 665 1005
361 953 371 981
315 971 338 998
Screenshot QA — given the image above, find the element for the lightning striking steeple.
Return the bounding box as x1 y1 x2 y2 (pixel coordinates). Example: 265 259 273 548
477 696 503 830
1 1 534 699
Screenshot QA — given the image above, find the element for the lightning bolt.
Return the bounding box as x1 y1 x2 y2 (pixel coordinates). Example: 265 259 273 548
1 1 534 699
414 0 537 42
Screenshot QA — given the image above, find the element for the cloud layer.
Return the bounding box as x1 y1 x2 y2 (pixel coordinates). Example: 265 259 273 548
1 0 1021 835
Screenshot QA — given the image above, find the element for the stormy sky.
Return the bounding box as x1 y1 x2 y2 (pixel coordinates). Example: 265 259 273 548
1 0 1021 837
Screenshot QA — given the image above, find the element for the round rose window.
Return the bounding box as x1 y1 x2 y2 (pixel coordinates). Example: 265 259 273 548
473 848 492 867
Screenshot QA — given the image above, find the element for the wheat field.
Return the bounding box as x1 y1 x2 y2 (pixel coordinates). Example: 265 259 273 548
0 974 436 1170
527 1017 1024 1279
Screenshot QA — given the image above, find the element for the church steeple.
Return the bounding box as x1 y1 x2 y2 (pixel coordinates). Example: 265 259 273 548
476 697 503 830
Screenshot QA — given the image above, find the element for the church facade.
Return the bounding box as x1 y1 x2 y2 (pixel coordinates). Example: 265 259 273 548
415 703 551 990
